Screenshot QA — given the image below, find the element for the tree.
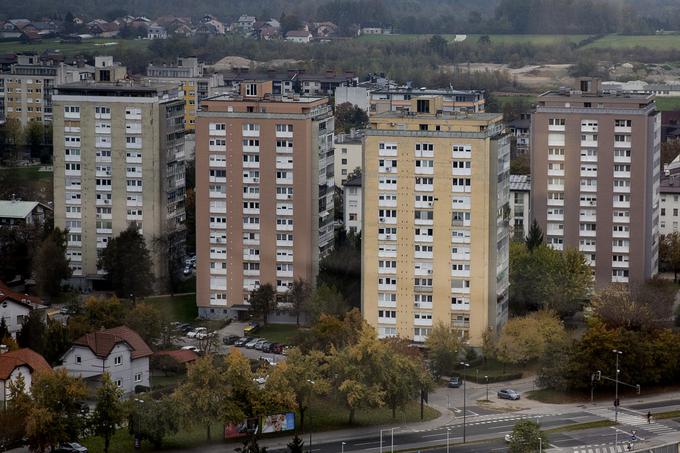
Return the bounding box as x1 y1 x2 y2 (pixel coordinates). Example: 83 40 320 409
235 436 268 453
382 346 431 418
24 121 47 162
287 434 304 452
306 284 349 324
43 318 72 366
26 369 87 452
0 317 9 342
128 397 180 449
33 227 71 300
328 328 386 424
318 231 361 308
661 140 680 166
173 355 227 441
509 420 548 453
427 34 448 55
68 296 126 338
334 102 369 134
524 219 543 251
510 154 530 175
278 348 329 432
660 232 680 282
591 284 656 331
0 374 33 447
481 327 498 364
425 322 463 377
296 309 364 353
17 310 46 356
248 283 277 327
496 310 567 365
287 278 312 327
124 303 163 346
98 224 155 298
0 223 42 282
91 373 126 453
279 13 302 34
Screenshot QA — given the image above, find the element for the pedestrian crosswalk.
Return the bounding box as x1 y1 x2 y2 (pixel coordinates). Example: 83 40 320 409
570 443 633 453
587 407 678 436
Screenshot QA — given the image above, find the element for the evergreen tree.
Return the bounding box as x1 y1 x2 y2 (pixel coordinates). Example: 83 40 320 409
525 219 544 251
248 284 277 327
17 310 46 356
98 224 154 298
287 434 304 453
33 227 71 300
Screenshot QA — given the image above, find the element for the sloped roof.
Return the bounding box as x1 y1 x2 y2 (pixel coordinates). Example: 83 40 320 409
0 280 44 309
0 200 43 219
0 348 51 380
73 326 152 360
154 349 198 364
286 30 311 38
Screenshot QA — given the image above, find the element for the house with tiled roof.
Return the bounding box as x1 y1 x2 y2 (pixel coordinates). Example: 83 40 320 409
0 348 51 405
153 349 198 365
285 29 312 43
60 325 152 394
0 280 45 337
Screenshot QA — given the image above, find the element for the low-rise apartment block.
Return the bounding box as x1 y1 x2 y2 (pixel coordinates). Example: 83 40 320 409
509 175 531 240
195 81 334 319
334 130 363 186
362 96 510 345
343 174 362 235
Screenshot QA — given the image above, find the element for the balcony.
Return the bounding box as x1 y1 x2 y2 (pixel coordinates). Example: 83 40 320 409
613 185 631 194
95 184 112 192
126 111 142 120
613 215 630 224
377 316 397 325
210 268 227 275
548 169 565 177
379 182 397 191
209 128 226 137
276 178 293 185
414 235 434 243
415 166 434 175
209 144 226 152
209 176 227 184
451 269 470 278
380 199 398 208
581 139 598 148
276 239 293 248
276 130 293 139
580 184 597 193
126 141 142 150
243 176 260 185
243 223 260 231
580 229 596 237
242 129 260 137
276 223 293 231
612 261 629 269
614 155 631 164
579 244 596 253
276 208 293 216
243 207 260 215
613 200 630 209
614 171 631 179
379 234 396 241
414 317 433 327
244 145 260 154
414 251 433 259
277 270 294 278
415 184 434 192
415 218 433 226
580 154 597 163
548 184 565 192
414 301 433 310
243 254 260 262
126 123 142 134
243 191 260 200
243 161 259 169
210 222 227 230
451 235 470 244
277 254 294 263
548 153 565 162
547 227 564 236
451 167 471 177
580 169 597 178
612 275 629 283
580 212 597 222
614 140 631 149
548 124 565 132
613 245 630 254
581 125 598 133
127 185 142 193
126 155 142 164
613 230 630 239
276 161 293 170
547 213 564 222
547 198 564 207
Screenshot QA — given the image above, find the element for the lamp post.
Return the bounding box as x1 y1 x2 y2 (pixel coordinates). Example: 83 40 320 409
307 379 315 453
613 349 622 449
539 436 542 453
446 428 451 453
341 441 346 453
379 428 397 453
485 375 489 401
133 398 144 449
460 361 470 443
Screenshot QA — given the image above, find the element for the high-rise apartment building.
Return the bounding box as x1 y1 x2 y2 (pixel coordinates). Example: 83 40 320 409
362 97 510 345
145 57 222 131
195 81 334 319
531 78 660 287
0 53 95 126
53 59 186 290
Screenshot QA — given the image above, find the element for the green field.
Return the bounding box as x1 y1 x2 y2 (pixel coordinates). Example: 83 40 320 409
0 38 150 56
655 97 680 112
144 293 198 323
256 324 300 344
585 34 680 50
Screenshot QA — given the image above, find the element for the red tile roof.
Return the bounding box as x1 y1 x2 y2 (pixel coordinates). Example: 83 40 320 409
0 348 51 380
0 281 44 309
154 349 198 364
73 326 152 360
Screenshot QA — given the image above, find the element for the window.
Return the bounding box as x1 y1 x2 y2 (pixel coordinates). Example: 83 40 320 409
76 356 82 364
114 355 122 366
116 379 122 387
549 118 566 126
134 373 142 383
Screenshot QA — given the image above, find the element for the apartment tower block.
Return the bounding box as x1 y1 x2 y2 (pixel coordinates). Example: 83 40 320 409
531 78 660 287
362 96 510 345
195 81 334 319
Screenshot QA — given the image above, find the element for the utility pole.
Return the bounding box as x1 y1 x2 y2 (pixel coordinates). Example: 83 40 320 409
460 362 470 443
613 349 622 449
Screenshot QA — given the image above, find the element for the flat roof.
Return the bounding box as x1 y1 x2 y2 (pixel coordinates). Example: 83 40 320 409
509 174 531 191
372 111 501 121
539 90 653 100
57 81 179 95
205 93 326 104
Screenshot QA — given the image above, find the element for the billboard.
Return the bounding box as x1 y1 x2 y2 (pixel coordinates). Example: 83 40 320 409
224 417 259 439
262 413 295 433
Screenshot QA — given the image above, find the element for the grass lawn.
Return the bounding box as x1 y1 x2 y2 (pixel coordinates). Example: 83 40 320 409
80 399 439 453
0 38 151 56
545 420 616 433
144 293 197 323
358 34 590 45
585 34 680 50
256 324 300 344
151 373 185 390
652 410 680 420
655 97 680 112
0 165 53 204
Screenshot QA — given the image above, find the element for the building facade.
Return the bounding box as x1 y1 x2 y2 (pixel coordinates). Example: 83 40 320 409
145 57 222 131
343 174 362 235
509 175 531 240
0 53 95 126
659 163 680 236
362 97 510 346
195 81 334 319
334 131 363 186
369 89 485 116
52 64 186 290
531 79 660 287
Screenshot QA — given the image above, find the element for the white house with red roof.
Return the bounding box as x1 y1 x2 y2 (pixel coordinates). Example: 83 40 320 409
60 326 152 394
0 347 51 406
0 280 46 337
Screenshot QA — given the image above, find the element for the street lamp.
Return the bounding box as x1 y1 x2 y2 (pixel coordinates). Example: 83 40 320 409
341 441 346 453
460 361 470 443
485 375 489 402
446 427 451 453
133 398 144 449
613 350 622 449
307 380 315 453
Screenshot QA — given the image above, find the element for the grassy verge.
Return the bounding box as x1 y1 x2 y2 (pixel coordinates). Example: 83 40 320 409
652 410 680 420
525 388 589 404
545 420 616 433
256 324 300 344
144 293 197 323
0 38 151 56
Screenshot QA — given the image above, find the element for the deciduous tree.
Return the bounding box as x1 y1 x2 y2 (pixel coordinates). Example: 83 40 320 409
248 283 277 327
382 346 432 418
660 232 680 282
334 102 368 133
17 310 46 356
124 303 163 346
33 227 71 300
91 373 126 453
509 420 548 453
98 224 155 298
496 310 567 365
128 397 180 449
425 322 463 377
287 278 312 327
278 347 328 432
306 284 348 324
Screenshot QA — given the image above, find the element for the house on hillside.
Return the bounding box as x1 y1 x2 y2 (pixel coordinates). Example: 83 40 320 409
0 281 46 337
60 326 152 394
147 23 167 39
313 22 338 38
0 199 52 228
285 30 312 43
88 21 119 38
0 348 51 405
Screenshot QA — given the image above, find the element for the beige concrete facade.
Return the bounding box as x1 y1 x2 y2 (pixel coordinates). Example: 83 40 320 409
362 101 510 346
334 132 363 186
195 82 334 318
531 81 660 288
53 82 186 290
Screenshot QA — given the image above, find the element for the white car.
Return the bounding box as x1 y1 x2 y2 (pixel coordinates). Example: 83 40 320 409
187 327 207 338
181 345 199 353
259 356 277 366
196 330 212 340
504 433 513 443
253 375 268 385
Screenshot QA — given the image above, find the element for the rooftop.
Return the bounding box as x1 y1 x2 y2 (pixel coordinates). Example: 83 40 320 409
0 348 51 380
72 325 152 360
372 111 501 121
205 93 326 104
56 80 180 97
343 173 362 188
0 280 44 309
0 200 47 219
509 174 531 191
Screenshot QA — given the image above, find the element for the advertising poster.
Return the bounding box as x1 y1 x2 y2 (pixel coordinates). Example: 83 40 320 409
262 412 295 433
224 417 259 439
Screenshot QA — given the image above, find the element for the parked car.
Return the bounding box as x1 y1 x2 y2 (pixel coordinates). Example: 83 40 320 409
181 345 200 353
447 376 461 388
269 343 283 354
187 327 207 339
259 356 277 366
243 322 260 335
504 433 513 443
223 335 240 345
54 442 88 453
179 324 193 333
253 339 268 350
234 337 250 347
261 342 273 352
497 389 520 400
245 338 262 348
